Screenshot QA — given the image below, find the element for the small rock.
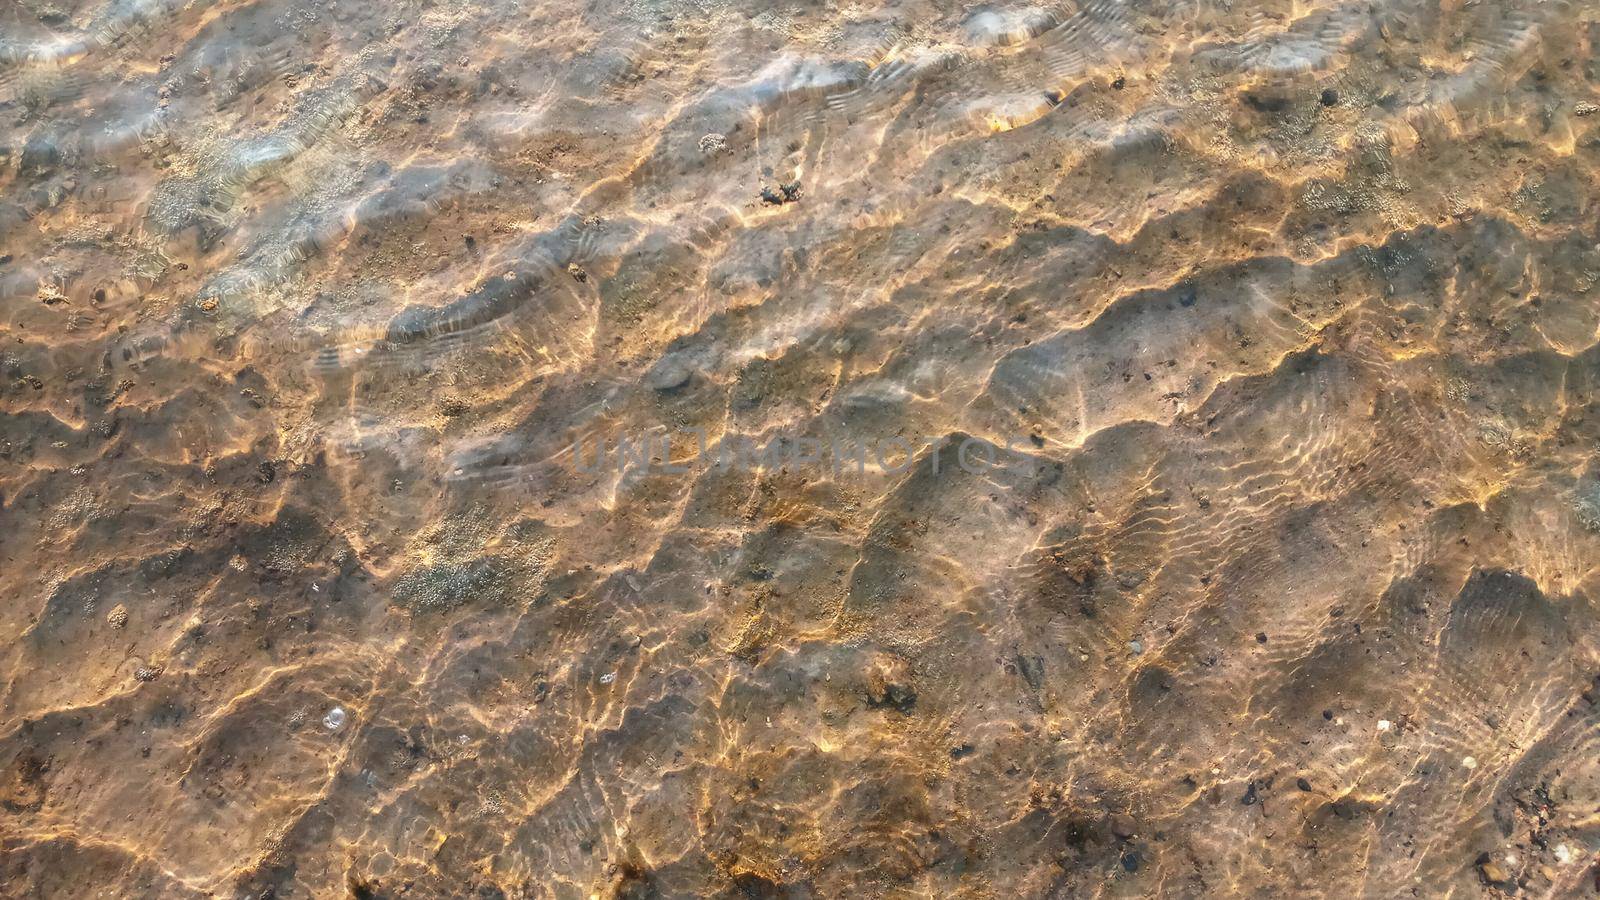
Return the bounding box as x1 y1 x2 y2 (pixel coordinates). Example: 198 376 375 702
107 604 128 629
1014 653 1045 690
1296 777 1312 792
1577 102 1599 117
698 133 727 153
1476 855 1508 885
20 135 60 177
646 354 694 392
865 656 917 714
1109 813 1137 839
1320 88 1340 107
760 181 802 206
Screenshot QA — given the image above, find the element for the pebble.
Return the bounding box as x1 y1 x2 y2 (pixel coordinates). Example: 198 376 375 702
1109 813 1137 839
1377 719 1391 732
1462 756 1478 770
107 604 128 629
759 181 803 206
19 135 60 177
600 671 617 685
1477 858 1508 885
323 706 347 731
646 354 693 392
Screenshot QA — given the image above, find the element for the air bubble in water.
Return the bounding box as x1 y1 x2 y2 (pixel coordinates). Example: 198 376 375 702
323 706 347 731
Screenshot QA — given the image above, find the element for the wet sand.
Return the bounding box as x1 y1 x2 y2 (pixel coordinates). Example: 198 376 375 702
3 0 1600 896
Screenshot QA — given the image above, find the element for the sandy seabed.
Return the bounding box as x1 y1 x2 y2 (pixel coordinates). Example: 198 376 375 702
4 0 1600 897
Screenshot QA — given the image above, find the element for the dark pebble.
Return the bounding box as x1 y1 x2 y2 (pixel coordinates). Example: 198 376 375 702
1297 777 1312 792
20 135 61 177
761 182 803 205
1121 851 1140 872
1320 88 1340 107
1255 632 1268 643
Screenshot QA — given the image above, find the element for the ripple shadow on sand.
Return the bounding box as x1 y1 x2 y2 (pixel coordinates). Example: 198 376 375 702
3 0 1600 896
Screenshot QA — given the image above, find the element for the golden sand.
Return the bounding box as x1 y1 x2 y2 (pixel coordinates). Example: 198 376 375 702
3 0 1600 896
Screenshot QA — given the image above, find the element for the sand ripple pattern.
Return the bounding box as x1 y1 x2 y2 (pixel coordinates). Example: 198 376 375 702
3 0 1600 896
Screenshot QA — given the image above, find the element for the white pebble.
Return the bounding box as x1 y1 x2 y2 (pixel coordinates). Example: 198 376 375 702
1462 756 1477 770
1129 640 1144 655
1555 844 1573 864
1377 719 1391 732
600 671 616 684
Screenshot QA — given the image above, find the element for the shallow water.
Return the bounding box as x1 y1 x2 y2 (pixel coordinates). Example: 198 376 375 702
3 0 1600 896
